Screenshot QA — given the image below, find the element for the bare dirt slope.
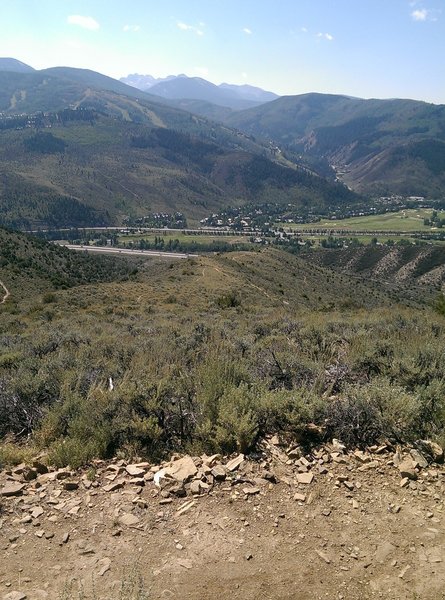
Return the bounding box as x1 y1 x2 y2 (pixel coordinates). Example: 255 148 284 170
1 441 444 600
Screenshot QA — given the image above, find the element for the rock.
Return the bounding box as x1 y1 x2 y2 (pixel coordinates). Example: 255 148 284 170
62 533 70 544
293 493 306 502
20 515 32 524
37 472 56 484
428 548 443 563
203 454 221 467
332 439 346 452
357 460 379 471
392 450 403 467
243 486 260 495
225 454 245 472
331 453 347 464
190 480 202 495
177 558 193 569
164 456 197 484
374 541 396 563
11 463 26 475
1 483 25 497
3 592 27 600
287 448 302 459
418 440 444 464
262 470 278 483
176 500 196 517
63 480 79 491
353 450 370 463
103 481 125 492
210 465 226 481
410 449 429 469
400 477 409 488
32 461 48 474
398 459 418 480
21 468 37 482
119 513 140 526
98 558 111 576
344 481 354 491
31 506 44 519
162 482 186 497
55 469 72 480
398 564 411 579
296 472 314 485
133 497 148 509
125 464 145 477
129 477 145 487
315 550 331 564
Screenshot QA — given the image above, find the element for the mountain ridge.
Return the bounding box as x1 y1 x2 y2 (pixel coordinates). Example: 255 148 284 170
0 58 443 227
0 57 35 73
224 93 445 197
0 65 358 229
120 72 279 108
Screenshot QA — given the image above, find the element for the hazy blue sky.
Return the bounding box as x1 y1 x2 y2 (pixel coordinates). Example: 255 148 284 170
1 0 444 103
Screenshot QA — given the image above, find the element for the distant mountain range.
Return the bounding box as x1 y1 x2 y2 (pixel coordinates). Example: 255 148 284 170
0 58 356 229
119 73 177 91
120 73 279 110
0 57 444 229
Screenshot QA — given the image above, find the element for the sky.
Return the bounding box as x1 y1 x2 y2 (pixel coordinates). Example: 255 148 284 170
1 0 444 103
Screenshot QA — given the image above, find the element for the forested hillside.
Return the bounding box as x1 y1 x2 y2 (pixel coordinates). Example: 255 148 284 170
225 93 445 197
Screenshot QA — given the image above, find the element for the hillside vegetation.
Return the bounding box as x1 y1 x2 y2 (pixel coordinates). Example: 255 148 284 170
303 244 445 303
225 93 445 197
0 227 140 294
0 109 358 229
1 231 445 469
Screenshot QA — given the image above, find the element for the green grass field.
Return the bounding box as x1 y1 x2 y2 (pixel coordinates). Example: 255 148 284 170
284 209 445 232
118 232 252 245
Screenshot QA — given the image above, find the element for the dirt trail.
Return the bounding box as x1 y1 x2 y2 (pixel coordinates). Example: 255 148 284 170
1 443 444 599
0 279 10 304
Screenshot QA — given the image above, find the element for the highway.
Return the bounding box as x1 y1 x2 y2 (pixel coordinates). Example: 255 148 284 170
60 244 198 259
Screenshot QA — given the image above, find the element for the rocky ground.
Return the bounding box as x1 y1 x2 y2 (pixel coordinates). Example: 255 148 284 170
1 438 444 600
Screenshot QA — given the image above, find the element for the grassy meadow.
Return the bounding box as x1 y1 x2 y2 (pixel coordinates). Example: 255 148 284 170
118 232 253 246
284 208 445 232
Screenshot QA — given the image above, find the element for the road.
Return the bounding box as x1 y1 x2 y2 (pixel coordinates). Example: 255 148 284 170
33 226 251 236
60 244 198 259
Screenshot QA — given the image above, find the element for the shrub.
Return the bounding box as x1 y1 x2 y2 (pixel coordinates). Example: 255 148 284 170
0 442 36 469
434 293 445 316
42 291 57 304
257 388 324 437
214 383 259 454
215 291 240 308
323 378 429 446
